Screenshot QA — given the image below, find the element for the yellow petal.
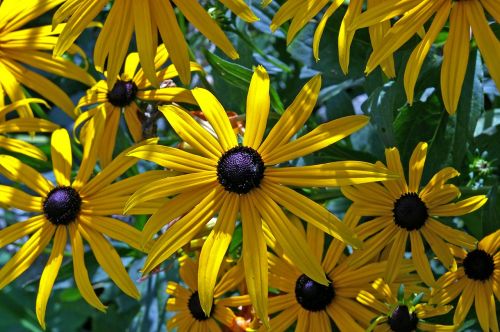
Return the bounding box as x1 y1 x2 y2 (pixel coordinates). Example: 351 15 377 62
0 136 47 160
243 65 270 149
0 154 53 196
430 195 488 216
132 0 158 87
258 75 321 158
313 0 343 61
78 224 140 300
36 226 66 329
50 129 72 186
287 0 329 45
198 193 238 316
192 88 238 151
219 0 259 22
384 230 408 284
68 223 107 312
240 194 269 327
410 231 436 286
408 142 428 192
0 215 46 248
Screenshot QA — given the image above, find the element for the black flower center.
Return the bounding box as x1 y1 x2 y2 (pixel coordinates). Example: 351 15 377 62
393 193 428 231
188 291 213 321
217 146 265 194
107 80 138 107
43 186 82 225
294 274 335 312
388 305 418 332
463 249 495 281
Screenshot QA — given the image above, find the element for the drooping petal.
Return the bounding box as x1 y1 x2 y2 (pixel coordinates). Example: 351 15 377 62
410 231 436 286
384 230 408 284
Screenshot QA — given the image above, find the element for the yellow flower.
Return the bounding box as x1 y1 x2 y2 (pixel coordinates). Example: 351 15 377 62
166 255 251 332
0 124 166 329
53 0 258 88
0 99 59 160
350 0 500 114
263 221 415 331
0 0 95 119
74 45 202 166
357 278 455 331
431 230 500 331
342 142 488 287
268 0 395 77
125 65 397 324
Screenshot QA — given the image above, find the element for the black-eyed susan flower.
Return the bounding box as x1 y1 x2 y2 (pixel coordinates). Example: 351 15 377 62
0 99 59 160
263 220 417 332
430 230 500 331
342 142 488 287
0 124 167 329
349 0 500 114
0 0 95 118
53 0 258 88
125 65 397 324
74 45 201 166
166 255 251 331
357 278 455 331
267 0 395 77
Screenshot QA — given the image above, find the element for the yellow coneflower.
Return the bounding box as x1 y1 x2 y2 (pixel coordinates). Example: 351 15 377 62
267 0 396 77
431 230 500 331
349 0 500 114
74 44 201 166
0 0 95 118
0 124 167 329
357 278 455 331
166 255 251 332
53 0 258 88
0 99 59 160
342 142 487 286
125 65 397 324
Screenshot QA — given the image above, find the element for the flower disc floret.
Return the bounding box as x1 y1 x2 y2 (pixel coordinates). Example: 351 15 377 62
294 274 335 312
188 291 213 321
388 305 418 332
107 80 138 107
393 192 428 231
216 146 265 194
463 249 495 281
43 186 82 225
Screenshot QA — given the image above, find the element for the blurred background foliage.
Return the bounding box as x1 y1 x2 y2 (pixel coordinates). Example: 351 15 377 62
0 1 499 331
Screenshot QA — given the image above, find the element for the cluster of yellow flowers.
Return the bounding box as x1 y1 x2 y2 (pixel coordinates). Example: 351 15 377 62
0 0 498 331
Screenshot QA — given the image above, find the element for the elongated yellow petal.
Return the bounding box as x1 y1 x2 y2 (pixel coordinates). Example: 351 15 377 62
313 0 343 61
287 0 329 45
0 185 43 212
240 194 269 327
404 3 450 105
219 0 259 22
142 186 224 275
192 88 238 151
137 87 197 104
264 115 369 164
261 180 362 249
270 0 301 31
0 98 48 118
466 0 500 98
0 154 53 196
408 142 428 192
441 3 469 114
0 136 47 160
50 129 72 186
78 224 140 300
198 193 238 316
126 144 216 173
338 0 363 74
426 218 478 249
150 0 190 84
0 215 46 248
430 195 488 216
132 0 158 87
243 65 270 149
0 223 55 290
259 75 321 157
410 231 436 286
453 280 474 324
384 230 407 284
158 104 223 159
0 118 59 133
68 223 107 312
172 0 239 59
214 261 245 297
73 105 106 189
96 106 120 167
349 0 421 30
36 226 66 329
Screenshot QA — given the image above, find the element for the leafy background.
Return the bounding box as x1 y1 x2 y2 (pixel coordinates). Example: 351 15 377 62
0 1 499 331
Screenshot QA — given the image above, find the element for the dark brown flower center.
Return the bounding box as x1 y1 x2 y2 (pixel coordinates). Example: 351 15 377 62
294 274 335 312
463 249 495 281
107 80 138 107
43 186 82 225
188 291 213 321
217 146 265 194
393 193 428 230
388 305 418 332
